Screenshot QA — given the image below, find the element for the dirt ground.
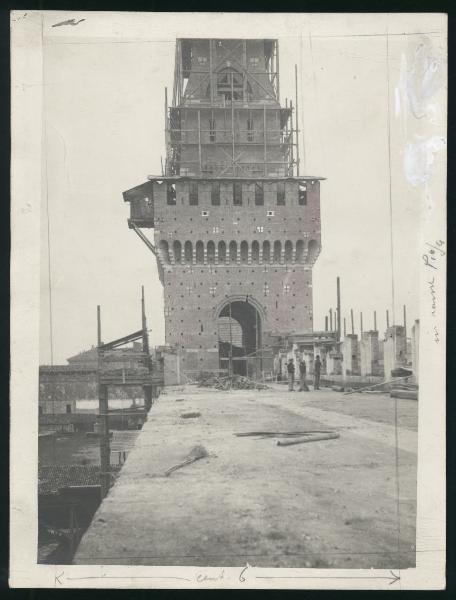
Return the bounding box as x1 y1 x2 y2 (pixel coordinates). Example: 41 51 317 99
74 383 417 569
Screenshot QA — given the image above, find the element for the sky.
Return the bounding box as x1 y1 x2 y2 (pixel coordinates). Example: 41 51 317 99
39 12 446 364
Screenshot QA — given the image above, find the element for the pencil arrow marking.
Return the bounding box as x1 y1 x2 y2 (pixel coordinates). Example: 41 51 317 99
388 570 401 585
256 570 401 585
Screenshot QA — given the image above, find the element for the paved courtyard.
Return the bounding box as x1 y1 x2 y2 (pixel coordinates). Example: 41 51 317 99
74 384 417 569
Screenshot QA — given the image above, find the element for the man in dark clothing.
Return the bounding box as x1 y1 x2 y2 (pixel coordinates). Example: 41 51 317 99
298 359 309 391
314 355 321 390
287 358 295 391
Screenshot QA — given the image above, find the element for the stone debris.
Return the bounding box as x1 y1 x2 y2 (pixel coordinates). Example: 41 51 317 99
180 411 201 419
196 372 269 391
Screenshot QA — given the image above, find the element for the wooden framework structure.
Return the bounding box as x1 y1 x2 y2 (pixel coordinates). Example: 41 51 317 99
96 287 162 497
164 38 300 178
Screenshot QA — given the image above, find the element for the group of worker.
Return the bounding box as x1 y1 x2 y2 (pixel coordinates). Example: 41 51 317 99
286 355 321 392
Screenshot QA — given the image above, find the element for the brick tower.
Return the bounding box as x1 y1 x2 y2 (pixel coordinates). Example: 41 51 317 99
124 39 323 381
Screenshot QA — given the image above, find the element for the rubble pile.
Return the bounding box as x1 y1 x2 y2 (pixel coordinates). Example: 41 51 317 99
195 372 269 391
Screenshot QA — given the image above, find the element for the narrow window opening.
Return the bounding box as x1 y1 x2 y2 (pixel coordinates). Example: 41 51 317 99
189 182 198 205
167 183 176 205
233 182 242 206
66 404 72 414
277 182 285 205
255 182 264 206
299 183 307 205
233 181 242 206
211 181 220 206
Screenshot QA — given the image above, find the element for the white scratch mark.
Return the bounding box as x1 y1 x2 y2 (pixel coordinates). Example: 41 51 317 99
396 38 443 121
404 136 446 187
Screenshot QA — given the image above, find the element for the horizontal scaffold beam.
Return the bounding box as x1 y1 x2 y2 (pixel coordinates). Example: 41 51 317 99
99 330 144 351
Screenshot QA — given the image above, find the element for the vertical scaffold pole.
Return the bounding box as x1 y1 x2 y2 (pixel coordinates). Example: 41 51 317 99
97 305 110 500
295 64 300 176
337 276 341 342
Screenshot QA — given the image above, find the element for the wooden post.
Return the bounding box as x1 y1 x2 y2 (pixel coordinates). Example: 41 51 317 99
360 312 363 335
336 276 341 342
164 87 169 175
141 285 149 354
344 318 346 338
276 41 280 101
374 310 377 331
403 304 407 339
329 308 333 331
69 505 75 558
197 110 202 174
350 309 354 335
209 39 214 104
263 105 267 175
242 40 247 100
97 305 110 499
231 75 235 173
386 309 390 329
295 64 300 176
325 316 328 331
97 305 101 346
290 99 294 174
99 382 110 499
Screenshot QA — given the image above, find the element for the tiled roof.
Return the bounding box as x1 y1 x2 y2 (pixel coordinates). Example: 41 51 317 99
38 465 120 495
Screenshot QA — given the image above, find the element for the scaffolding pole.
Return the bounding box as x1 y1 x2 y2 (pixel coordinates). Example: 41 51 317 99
263 105 267 175
209 39 214 104
295 64 300 176
197 110 202 173
97 305 110 500
336 276 341 342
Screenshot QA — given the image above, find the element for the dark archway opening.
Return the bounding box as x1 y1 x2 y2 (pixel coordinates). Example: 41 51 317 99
217 299 262 378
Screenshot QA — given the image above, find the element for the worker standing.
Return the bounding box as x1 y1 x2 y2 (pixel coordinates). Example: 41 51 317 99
287 358 295 391
298 358 309 391
314 355 321 390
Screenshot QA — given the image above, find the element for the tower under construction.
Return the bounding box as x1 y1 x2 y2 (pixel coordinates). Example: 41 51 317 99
123 38 324 381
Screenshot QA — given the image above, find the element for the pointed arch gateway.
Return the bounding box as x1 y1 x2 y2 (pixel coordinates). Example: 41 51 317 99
216 295 263 378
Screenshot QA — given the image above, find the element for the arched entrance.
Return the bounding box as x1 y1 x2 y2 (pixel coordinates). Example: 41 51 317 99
217 297 262 378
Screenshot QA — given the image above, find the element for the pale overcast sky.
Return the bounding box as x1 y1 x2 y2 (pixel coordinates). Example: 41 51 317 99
39 12 446 364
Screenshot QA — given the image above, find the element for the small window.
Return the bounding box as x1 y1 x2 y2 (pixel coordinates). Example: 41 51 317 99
267 210 275 217
167 183 176 205
189 182 198 205
197 56 207 65
233 182 242 206
209 118 216 143
66 404 72 414
255 182 264 206
299 183 307 205
277 182 285 205
211 182 220 205
201 210 209 217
